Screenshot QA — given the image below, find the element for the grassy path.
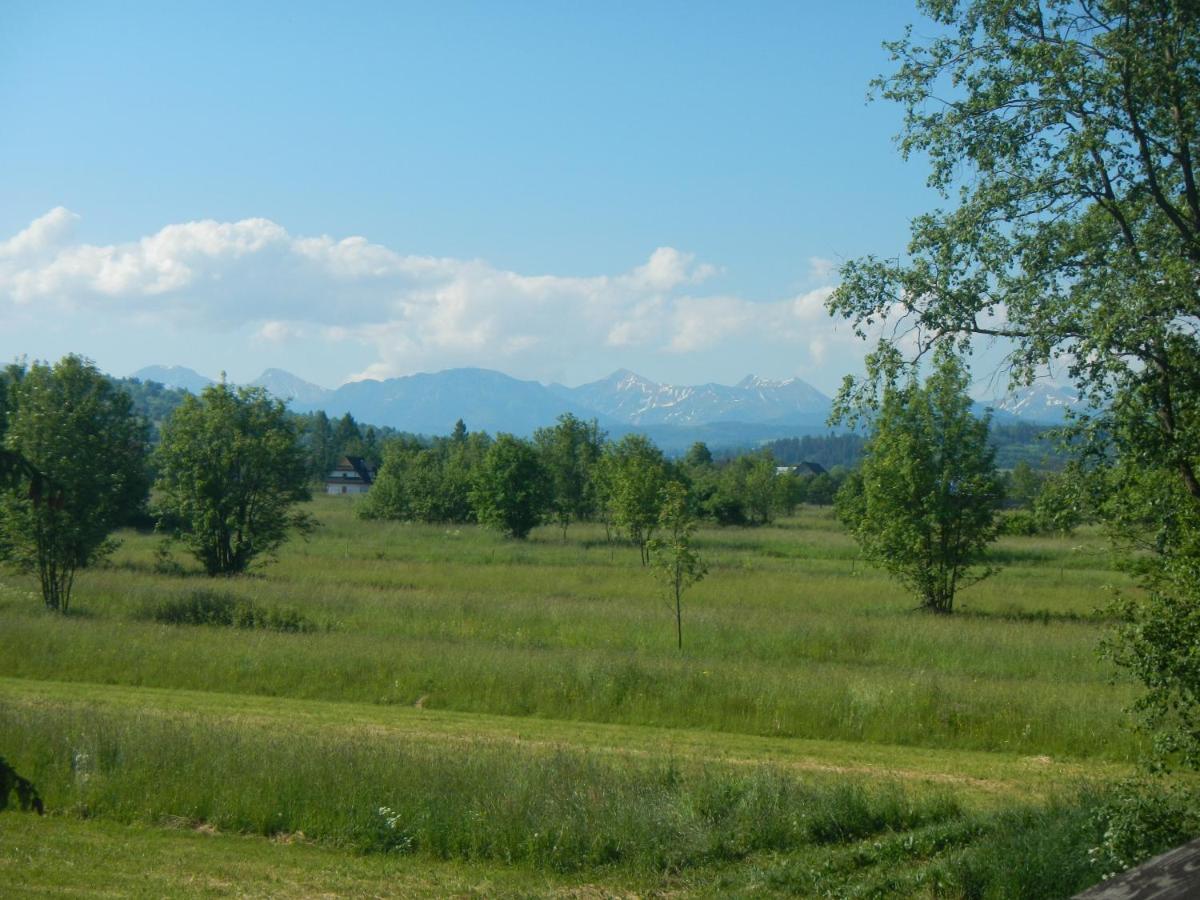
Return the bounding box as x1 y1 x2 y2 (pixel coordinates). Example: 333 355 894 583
0 813 614 899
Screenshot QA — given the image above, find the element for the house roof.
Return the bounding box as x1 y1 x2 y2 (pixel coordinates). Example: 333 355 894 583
327 455 374 485
776 461 827 476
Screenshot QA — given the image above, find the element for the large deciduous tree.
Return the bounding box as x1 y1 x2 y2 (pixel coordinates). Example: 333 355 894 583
836 349 1002 614
830 0 1200 762
830 0 1199 493
0 356 149 612
154 383 312 575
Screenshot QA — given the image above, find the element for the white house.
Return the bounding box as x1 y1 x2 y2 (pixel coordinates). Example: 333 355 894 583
325 455 374 495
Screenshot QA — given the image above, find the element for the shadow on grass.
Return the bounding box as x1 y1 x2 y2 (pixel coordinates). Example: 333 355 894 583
957 607 1112 626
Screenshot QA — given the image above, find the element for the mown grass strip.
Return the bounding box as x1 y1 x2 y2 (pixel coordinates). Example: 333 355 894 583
0 813 602 899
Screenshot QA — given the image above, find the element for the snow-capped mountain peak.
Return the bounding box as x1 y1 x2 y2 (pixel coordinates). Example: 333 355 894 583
992 382 1090 424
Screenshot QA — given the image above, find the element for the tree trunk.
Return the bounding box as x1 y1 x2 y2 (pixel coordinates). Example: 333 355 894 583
675 576 683 650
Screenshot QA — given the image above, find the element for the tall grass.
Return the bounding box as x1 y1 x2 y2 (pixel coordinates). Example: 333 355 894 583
1 700 963 874
6 698 1172 897
0 500 1141 760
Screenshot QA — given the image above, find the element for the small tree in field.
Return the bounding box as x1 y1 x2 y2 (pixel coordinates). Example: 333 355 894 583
836 349 1002 614
470 434 549 539
600 434 668 564
649 481 707 650
533 413 604 540
154 383 312 575
0 356 149 612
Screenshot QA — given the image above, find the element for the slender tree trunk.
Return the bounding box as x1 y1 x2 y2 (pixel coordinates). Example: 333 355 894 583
675 574 683 650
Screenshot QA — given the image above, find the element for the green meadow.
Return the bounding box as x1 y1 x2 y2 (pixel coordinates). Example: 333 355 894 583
0 498 1151 896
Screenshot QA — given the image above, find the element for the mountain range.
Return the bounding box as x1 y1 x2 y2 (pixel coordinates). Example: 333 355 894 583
988 382 1088 425
129 364 1088 447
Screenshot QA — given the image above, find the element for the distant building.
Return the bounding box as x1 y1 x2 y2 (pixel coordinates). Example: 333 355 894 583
775 461 827 477
325 455 374 495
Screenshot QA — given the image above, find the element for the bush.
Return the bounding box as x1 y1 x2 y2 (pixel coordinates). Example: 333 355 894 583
142 590 315 633
998 511 1041 536
1088 779 1200 880
941 799 1103 900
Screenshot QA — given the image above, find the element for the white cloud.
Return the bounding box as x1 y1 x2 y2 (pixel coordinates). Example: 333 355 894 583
255 320 305 344
667 296 751 352
624 247 718 291
808 256 836 283
0 207 79 260
0 208 863 387
792 285 835 322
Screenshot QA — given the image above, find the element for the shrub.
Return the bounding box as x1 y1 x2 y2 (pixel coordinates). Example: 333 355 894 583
142 590 315 633
1088 779 1200 880
998 510 1041 537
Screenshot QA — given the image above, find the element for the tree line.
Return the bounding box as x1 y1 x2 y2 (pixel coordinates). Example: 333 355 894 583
0 357 848 614
357 415 849 542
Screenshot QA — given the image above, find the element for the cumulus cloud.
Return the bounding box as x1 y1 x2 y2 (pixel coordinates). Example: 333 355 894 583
0 207 80 260
255 320 305 344
0 208 861 386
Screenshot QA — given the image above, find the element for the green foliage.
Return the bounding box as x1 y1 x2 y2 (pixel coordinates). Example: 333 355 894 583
683 441 714 468
598 434 668 563
141 588 315 633
305 409 335 481
774 471 807 517
469 434 549 539
691 451 783 526
830 0 1200 766
533 413 604 538
737 452 778 525
1104 575 1200 770
836 350 1002 614
765 433 864 470
937 798 1108 900
1092 391 1200 769
0 356 149 612
1031 471 1086 537
333 412 363 459
1088 779 1200 880
154 383 313 576
648 481 707 650
997 510 1041 538
831 0 1200 427
1004 462 1043 510
107 376 191 443
360 432 488 524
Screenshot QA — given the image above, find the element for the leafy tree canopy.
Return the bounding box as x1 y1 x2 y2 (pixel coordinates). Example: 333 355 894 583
648 481 707 650
470 434 549 539
534 413 605 538
154 383 313 575
836 349 1003 614
829 0 1200 762
598 434 669 564
830 0 1199 497
0 356 149 611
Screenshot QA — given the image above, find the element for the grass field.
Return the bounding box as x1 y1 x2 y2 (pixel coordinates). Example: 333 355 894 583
0 498 1160 896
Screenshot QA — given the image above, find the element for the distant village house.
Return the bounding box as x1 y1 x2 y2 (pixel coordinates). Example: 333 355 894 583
325 455 374 495
775 461 827 477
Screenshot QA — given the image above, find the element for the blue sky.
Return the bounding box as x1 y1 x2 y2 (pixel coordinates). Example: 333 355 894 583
0 1 965 395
